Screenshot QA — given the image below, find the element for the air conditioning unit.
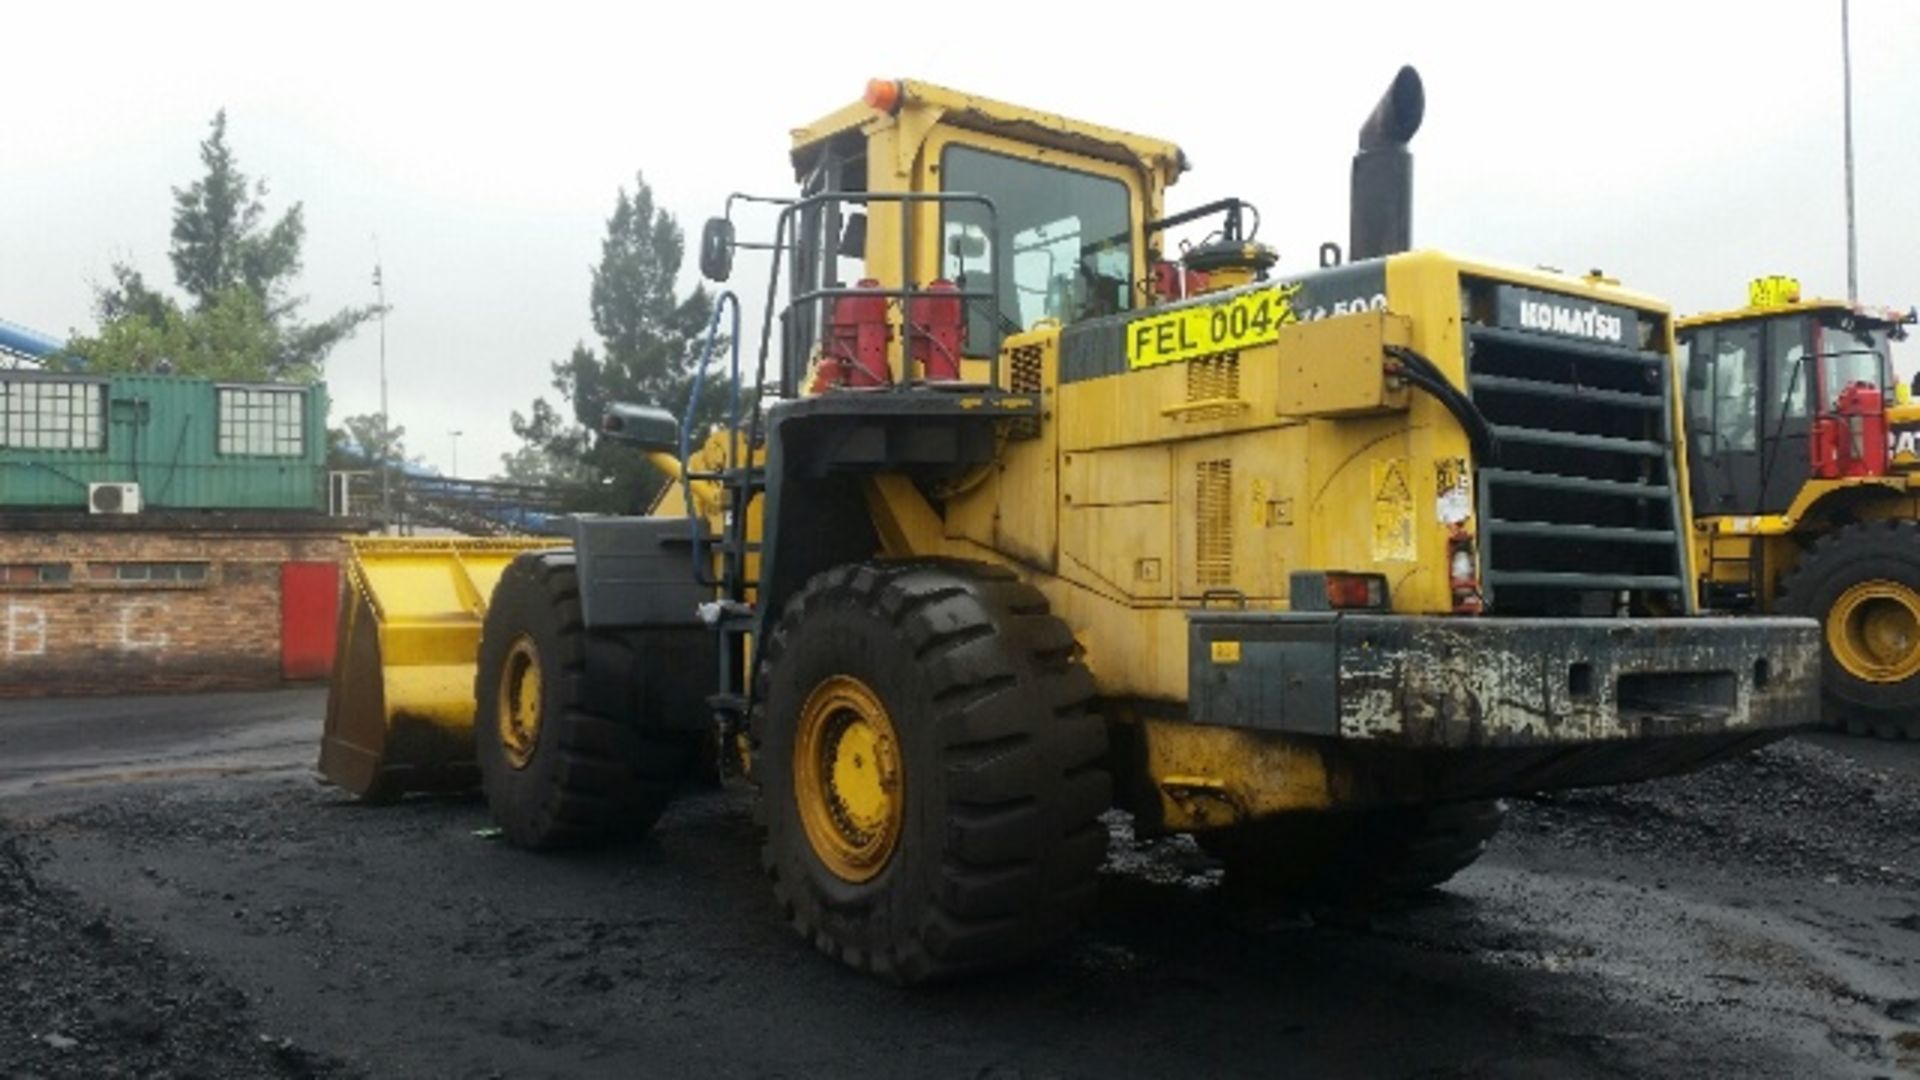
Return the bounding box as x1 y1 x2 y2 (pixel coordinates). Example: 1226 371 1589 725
88 482 142 515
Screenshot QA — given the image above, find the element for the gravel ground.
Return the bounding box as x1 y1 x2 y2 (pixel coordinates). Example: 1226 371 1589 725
0 826 350 1079
1 691 1917 1078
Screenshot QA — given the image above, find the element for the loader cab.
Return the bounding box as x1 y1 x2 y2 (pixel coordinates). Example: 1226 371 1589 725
712 79 1180 396
1680 294 1903 516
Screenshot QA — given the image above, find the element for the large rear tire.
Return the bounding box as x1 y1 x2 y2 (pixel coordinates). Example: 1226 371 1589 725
1780 520 1920 739
474 552 702 849
754 560 1111 983
1201 800 1505 906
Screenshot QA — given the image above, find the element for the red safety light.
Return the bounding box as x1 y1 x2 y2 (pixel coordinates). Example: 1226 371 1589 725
1324 572 1388 610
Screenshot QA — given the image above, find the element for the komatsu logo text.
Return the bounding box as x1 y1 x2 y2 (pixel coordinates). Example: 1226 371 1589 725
1517 299 1625 344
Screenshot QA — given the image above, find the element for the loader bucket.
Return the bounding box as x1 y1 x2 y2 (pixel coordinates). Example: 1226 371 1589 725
319 537 566 800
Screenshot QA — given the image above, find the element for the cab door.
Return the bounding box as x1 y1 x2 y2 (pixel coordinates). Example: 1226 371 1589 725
1756 315 1813 513
1683 322 1765 515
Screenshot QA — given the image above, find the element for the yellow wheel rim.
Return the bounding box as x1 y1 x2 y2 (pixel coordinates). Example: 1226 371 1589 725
793 675 904 883
497 635 543 770
1827 580 1920 684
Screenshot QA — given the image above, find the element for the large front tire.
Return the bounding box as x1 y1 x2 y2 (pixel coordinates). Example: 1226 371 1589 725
1780 520 1920 739
754 560 1111 984
474 553 701 849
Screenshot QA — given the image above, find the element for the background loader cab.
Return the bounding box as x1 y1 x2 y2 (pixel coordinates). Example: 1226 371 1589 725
1681 276 1920 735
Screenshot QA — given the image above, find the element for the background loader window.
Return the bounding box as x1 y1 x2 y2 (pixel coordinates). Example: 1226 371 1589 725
940 145 1132 354
1711 326 1762 452
1767 316 1811 420
1818 324 1892 411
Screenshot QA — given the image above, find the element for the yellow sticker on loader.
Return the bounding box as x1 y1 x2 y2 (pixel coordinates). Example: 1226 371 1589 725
1126 284 1302 370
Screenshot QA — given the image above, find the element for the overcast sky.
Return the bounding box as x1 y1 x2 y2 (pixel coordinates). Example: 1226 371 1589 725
3 1 1914 476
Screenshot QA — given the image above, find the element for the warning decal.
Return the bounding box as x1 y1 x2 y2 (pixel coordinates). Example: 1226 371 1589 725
1436 457 1472 525
1371 458 1415 562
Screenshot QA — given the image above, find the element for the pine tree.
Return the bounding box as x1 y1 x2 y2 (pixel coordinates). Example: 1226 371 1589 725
68 110 373 380
508 172 719 511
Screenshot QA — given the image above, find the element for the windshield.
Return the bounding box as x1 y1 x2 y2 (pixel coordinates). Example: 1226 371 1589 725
940 144 1133 354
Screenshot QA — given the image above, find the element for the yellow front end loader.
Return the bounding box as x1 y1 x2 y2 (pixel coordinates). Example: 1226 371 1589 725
322 69 1820 983
1679 276 1919 736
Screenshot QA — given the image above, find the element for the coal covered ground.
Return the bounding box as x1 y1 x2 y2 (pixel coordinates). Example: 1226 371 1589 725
1 691 1917 1079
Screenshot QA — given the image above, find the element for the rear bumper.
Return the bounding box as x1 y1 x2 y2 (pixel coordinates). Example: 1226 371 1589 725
1188 614 1819 748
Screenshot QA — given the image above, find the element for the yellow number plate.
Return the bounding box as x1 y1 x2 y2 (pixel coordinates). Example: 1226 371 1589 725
1126 284 1301 370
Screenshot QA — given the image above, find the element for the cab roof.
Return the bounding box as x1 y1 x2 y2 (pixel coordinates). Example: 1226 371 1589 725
1679 298 1913 331
789 78 1187 188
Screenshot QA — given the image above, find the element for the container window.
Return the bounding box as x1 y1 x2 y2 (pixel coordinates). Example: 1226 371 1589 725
88 561 211 585
1 562 73 586
0 379 106 450
218 387 306 457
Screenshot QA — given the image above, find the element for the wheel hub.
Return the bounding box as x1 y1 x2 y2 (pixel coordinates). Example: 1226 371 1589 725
793 675 903 883
1827 580 1920 684
497 635 543 769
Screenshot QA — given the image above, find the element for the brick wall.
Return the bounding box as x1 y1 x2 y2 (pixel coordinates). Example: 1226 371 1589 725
0 529 346 697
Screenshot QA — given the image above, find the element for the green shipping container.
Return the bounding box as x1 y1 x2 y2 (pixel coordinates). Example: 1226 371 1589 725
0 372 329 511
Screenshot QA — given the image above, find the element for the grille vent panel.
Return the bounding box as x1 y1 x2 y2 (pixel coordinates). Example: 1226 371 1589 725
1183 353 1241 422
1196 458 1233 588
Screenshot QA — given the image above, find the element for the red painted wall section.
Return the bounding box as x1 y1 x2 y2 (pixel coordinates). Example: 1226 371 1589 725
280 562 340 680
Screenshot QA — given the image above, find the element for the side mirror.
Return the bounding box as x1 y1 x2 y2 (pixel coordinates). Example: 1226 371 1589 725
839 212 867 258
948 231 987 261
600 402 680 453
699 217 734 283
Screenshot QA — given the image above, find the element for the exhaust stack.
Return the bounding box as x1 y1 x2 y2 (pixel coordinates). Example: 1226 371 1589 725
1349 66 1425 261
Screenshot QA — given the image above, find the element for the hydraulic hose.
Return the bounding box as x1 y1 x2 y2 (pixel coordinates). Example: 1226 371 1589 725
1384 343 1500 464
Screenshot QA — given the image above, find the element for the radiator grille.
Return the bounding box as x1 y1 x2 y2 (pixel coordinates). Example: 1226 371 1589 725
1466 323 1688 615
1196 458 1233 587
1183 353 1240 422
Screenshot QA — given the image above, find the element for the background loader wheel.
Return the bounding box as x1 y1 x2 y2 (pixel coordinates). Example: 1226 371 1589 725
1200 800 1505 907
1780 520 1920 739
474 553 701 849
754 560 1111 984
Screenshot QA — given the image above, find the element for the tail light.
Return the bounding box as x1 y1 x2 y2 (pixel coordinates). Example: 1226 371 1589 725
1290 571 1390 611
1448 527 1484 614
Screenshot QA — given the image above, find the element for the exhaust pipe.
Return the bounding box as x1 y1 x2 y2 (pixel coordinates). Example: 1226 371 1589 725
1349 66 1425 261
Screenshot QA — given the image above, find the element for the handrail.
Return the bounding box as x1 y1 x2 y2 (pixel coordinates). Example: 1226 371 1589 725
682 290 742 586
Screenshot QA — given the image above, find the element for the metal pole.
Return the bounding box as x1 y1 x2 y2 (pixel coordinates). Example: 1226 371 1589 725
449 430 462 479
1842 0 1859 301
374 259 391 520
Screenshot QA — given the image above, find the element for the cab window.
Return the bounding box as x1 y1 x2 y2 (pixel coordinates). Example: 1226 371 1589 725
1767 316 1811 419
1711 325 1762 453
939 144 1133 354
1818 320 1892 409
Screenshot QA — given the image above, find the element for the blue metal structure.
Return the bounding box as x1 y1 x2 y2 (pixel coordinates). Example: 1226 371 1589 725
0 317 63 367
